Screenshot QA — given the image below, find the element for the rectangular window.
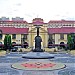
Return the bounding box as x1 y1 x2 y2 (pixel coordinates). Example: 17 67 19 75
22 34 27 40
0 34 2 39
12 34 16 39
24 34 27 40
60 34 64 39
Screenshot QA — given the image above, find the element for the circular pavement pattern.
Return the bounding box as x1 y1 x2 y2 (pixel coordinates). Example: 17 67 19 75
58 67 75 75
12 61 65 70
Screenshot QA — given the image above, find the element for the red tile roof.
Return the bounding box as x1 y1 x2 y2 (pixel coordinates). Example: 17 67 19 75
48 27 75 34
0 27 29 34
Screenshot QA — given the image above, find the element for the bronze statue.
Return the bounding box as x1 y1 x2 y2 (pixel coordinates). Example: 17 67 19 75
33 26 43 52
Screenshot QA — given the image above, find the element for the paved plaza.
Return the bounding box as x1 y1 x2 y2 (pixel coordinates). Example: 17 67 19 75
0 52 75 75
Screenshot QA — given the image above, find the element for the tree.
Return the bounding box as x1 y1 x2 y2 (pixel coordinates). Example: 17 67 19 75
4 35 11 50
67 34 74 50
8 35 11 50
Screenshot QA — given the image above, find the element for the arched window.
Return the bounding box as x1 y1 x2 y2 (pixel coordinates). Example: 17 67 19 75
12 42 16 44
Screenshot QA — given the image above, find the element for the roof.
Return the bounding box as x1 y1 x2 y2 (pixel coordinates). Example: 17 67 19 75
48 20 75 24
0 27 29 34
48 27 75 34
32 18 44 25
32 21 44 25
32 18 43 21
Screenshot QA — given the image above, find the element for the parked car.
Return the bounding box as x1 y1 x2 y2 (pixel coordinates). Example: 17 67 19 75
11 46 22 52
11 47 18 52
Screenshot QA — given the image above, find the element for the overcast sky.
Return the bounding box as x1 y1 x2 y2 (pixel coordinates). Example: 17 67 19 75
0 0 75 22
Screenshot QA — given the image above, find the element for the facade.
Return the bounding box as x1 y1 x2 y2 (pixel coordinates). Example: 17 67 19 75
0 17 75 48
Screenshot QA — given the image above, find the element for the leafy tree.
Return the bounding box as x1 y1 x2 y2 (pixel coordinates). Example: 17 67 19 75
8 35 11 50
67 34 74 50
4 35 11 50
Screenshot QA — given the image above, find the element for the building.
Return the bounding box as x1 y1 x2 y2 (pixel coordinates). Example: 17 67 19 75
48 20 75 46
0 17 75 48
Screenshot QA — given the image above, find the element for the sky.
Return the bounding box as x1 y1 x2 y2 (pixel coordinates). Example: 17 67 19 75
0 0 75 22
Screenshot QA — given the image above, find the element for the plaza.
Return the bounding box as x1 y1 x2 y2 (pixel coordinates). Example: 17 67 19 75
0 51 75 75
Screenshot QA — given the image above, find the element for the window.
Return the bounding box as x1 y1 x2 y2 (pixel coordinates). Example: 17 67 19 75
22 34 27 40
24 34 27 40
60 34 64 39
12 34 16 39
0 34 2 39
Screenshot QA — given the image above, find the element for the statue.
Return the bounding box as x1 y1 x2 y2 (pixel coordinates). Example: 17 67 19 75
35 36 42 49
33 26 44 52
22 26 54 59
